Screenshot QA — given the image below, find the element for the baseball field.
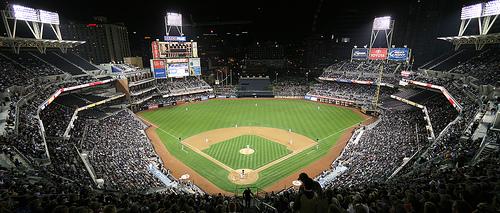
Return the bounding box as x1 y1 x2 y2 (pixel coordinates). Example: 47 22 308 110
138 99 367 193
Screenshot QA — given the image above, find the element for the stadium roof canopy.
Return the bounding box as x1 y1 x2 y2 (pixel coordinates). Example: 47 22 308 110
438 33 500 50
0 36 85 54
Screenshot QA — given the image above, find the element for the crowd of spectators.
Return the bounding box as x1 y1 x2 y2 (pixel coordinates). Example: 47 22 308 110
320 60 406 85
3 94 20 133
264 151 500 213
0 51 89 92
307 81 396 105
39 103 76 137
3 52 63 77
0 145 23 168
80 110 165 192
156 77 210 95
0 166 243 212
130 89 157 104
138 92 213 110
273 79 309 97
400 72 485 167
3 144 500 213
1 47 499 213
326 108 427 187
129 81 157 96
11 83 57 159
449 46 500 86
3 76 111 160
45 138 94 186
0 54 32 92
213 85 237 97
407 91 459 135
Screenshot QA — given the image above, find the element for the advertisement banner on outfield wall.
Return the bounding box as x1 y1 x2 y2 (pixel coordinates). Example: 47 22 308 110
351 48 369 60
369 48 388 60
150 59 167 78
388 48 410 61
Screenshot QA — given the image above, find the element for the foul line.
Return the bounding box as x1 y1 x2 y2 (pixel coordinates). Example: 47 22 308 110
317 118 370 142
182 142 234 172
137 115 180 140
138 115 371 178
254 142 318 172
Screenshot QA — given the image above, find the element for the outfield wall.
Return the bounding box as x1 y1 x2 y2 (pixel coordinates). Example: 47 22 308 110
143 95 367 112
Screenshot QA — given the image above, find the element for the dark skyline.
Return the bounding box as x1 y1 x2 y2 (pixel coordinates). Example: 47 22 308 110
2 0 473 40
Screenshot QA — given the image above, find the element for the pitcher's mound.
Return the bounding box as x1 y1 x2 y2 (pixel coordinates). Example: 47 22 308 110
239 148 255 155
228 169 259 185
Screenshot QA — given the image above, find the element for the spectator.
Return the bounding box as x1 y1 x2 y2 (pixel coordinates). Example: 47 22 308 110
293 176 320 213
243 187 254 208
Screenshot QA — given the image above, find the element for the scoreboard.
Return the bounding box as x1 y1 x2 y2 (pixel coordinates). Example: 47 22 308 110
152 41 198 59
150 39 201 78
150 58 201 78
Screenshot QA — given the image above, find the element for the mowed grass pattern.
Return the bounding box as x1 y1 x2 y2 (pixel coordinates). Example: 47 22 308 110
203 135 291 170
139 99 364 192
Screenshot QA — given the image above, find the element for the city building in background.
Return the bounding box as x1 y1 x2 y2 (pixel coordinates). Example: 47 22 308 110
61 16 131 64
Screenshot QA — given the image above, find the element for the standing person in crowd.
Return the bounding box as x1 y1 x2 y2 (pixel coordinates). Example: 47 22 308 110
293 175 319 213
243 187 254 208
298 173 322 196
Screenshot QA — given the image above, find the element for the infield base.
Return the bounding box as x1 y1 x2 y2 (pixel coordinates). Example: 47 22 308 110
228 169 259 185
239 148 255 155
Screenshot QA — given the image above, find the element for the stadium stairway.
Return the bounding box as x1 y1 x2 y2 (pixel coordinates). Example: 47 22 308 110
237 198 261 213
0 145 33 170
474 143 500 162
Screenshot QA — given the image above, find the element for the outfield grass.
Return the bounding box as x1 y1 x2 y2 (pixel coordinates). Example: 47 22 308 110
139 99 364 192
203 135 291 170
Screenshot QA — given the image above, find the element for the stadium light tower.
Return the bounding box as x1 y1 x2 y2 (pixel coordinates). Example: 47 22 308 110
1 4 62 40
459 3 484 36
483 0 500 30
369 16 394 49
459 1 500 36
165 12 183 36
0 4 81 54
441 0 500 50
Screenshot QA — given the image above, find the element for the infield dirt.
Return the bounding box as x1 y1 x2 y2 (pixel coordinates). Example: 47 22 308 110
140 104 374 194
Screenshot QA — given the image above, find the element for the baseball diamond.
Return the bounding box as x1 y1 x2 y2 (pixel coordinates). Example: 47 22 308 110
138 98 368 193
202 135 292 170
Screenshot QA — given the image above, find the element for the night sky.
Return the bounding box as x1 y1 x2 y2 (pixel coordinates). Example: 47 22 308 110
1 0 480 40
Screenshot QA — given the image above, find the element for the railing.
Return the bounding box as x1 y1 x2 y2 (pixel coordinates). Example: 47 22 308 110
63 94 125 138
255 199 278 213
76 148 99 186
387 148 422 180
234 186 264 197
